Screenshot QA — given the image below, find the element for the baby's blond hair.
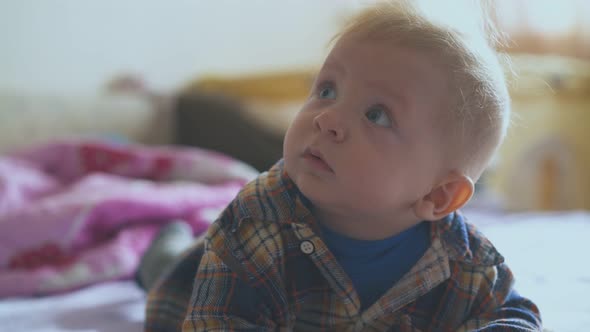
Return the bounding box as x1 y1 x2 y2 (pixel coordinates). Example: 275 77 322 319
335 0 510 180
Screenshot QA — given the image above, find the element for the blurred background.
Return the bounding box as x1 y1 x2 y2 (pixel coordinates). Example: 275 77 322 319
1 0 589 212
1 2 589 331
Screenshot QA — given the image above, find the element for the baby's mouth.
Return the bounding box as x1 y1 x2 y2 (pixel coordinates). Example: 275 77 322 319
303 147 334 173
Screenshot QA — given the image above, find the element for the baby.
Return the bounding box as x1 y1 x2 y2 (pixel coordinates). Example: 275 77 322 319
144 1 542 331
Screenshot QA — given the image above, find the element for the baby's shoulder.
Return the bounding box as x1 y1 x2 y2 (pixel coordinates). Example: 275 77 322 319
208 196 287 254
436 212 504 267
204 183 290 277
205 162 304 277
205 213 287 286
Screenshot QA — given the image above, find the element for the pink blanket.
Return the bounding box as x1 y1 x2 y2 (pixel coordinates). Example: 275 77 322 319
0 140 258 297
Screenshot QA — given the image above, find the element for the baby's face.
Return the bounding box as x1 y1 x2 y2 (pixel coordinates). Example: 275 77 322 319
283 36 452 224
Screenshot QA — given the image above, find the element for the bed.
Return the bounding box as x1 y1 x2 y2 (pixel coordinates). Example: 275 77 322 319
464 209 590 332
0 280 146 331
0 91 588 332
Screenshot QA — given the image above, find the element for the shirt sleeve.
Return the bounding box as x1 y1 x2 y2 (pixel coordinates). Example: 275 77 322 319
456 263 542 331
182 247 277 331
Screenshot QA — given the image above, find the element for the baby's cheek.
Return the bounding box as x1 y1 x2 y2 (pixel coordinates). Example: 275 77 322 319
349 184 393 208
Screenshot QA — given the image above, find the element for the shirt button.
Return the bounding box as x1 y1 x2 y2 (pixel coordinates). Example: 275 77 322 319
300 240 315 254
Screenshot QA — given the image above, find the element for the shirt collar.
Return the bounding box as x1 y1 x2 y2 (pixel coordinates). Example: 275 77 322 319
235 159 504 267
434 212 504 266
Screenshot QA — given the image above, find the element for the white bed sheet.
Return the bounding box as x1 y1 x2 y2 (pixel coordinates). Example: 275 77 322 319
467 210 590 332
0 210 588 332
0 281 145 332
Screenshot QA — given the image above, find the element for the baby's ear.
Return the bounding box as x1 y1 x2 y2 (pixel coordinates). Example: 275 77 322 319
413 173 474 221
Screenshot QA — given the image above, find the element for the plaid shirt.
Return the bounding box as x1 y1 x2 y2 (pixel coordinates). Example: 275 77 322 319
146 160 541 332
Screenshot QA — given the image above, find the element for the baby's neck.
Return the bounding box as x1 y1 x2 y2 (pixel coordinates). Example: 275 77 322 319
312 206 423 241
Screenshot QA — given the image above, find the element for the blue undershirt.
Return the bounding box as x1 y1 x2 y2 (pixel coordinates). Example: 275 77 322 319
319 221 431 311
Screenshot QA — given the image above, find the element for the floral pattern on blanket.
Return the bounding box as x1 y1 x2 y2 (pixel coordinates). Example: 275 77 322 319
0 140 258 297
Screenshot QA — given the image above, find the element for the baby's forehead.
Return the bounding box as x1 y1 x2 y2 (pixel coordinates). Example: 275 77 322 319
324 38 452 100
327 37 446 75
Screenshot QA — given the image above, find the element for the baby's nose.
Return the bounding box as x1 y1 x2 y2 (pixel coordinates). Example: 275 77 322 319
313 110 346 142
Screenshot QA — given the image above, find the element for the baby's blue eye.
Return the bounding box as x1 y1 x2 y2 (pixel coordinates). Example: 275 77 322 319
365 106 392 128
318 86 337 99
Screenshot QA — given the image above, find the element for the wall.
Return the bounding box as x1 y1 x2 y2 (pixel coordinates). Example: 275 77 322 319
488 54 590 210
0 0 357 96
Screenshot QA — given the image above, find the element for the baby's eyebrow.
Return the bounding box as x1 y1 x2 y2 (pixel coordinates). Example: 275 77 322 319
322 58 347 77
366 80 409 110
